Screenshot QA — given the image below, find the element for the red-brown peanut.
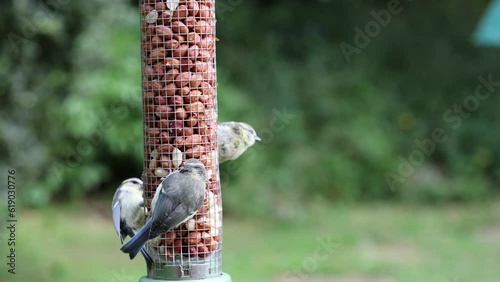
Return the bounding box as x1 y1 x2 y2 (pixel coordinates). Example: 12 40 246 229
187 232 202 244
141 0 220 260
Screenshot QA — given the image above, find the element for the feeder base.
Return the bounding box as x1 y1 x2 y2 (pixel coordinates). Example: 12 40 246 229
139 273 232 282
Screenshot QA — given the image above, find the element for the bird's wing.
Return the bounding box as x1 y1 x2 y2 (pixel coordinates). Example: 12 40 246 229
150 191 176 228
153 202 192 238
112 200 123 243
149 190 195 238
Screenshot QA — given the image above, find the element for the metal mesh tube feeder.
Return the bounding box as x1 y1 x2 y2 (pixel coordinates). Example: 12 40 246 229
139 0 230 280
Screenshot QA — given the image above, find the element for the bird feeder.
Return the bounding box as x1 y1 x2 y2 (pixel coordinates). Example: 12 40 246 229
139 0 230 281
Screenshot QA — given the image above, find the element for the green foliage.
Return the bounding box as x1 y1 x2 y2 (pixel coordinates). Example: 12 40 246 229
0 0 143 207
1 0 500 210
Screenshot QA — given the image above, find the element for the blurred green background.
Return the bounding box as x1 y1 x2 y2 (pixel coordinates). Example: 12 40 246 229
1 0 500 281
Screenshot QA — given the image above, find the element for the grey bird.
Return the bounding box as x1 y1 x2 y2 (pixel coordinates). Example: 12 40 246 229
218 122 261 163
120 159 207 260
112 178 153 268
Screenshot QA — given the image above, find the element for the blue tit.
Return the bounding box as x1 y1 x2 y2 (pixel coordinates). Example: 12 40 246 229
112 178 153 268
218 121 261 163
120 159 207 260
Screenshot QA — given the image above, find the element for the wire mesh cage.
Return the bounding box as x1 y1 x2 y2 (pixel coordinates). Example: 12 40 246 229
139 0 221 279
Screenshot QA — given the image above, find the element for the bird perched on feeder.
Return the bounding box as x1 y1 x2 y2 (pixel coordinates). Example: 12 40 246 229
217 122 261 163
120 159 207 260
112 178 153 268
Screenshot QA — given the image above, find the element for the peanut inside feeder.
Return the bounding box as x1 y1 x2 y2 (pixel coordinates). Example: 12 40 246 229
140 0 222 279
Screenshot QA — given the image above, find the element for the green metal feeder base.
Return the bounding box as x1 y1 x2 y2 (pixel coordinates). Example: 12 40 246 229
139 273 232 282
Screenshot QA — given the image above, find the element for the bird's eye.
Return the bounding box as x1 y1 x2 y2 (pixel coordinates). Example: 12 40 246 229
131 180 140 185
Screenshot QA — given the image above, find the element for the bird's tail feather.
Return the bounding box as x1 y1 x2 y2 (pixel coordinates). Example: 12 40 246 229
121 220 152 260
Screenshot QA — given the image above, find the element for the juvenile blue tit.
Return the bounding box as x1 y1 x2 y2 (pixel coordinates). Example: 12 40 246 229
120 159 207 260
112 178 153 268
218 122 261 163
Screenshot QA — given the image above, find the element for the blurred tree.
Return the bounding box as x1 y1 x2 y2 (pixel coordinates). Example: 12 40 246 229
1 0 500 213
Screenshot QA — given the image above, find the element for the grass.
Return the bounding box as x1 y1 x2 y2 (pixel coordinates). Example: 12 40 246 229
1 200 500 282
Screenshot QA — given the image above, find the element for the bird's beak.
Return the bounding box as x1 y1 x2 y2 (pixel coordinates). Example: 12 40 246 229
255 136 261 141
